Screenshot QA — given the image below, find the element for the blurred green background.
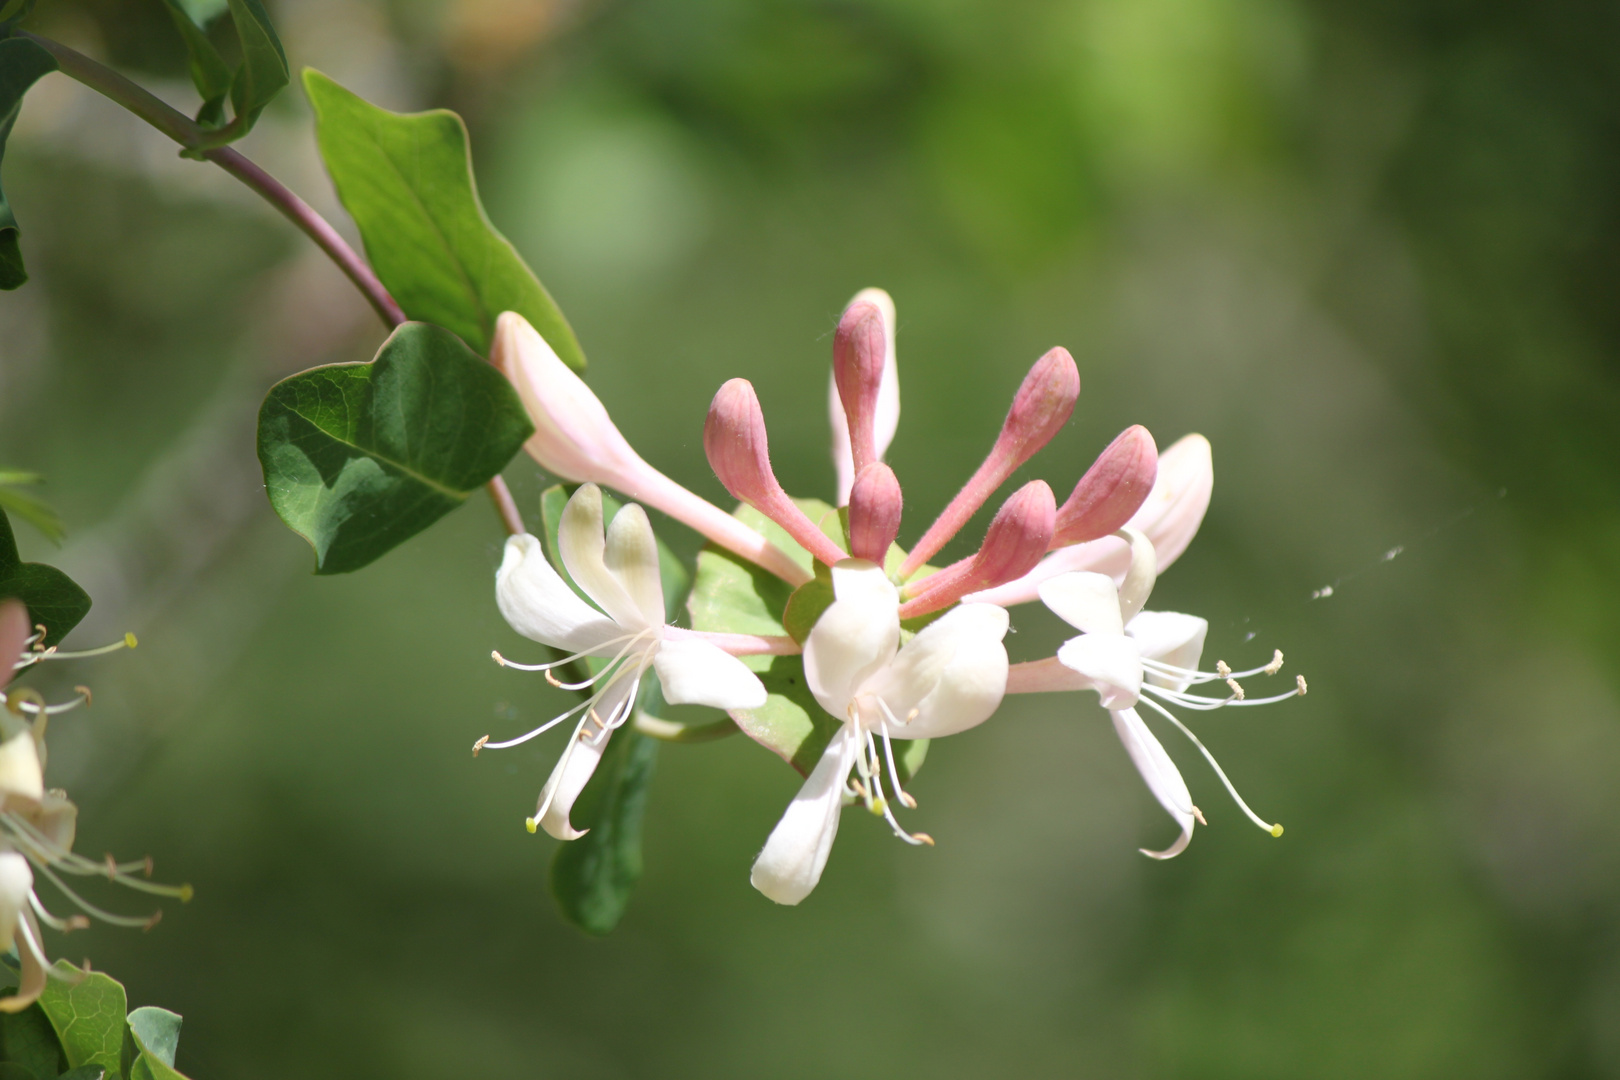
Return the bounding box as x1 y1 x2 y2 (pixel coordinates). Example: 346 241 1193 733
4 0 1620 1075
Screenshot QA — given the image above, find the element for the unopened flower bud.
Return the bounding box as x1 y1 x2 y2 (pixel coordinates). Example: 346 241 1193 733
492 312 636 484
705 380 849 568
829 288 899 505
900 480 1056 618
847 463 903 563
900 348 1079 577
1052 425 1158 548
833 301 887 476
0 601 29 693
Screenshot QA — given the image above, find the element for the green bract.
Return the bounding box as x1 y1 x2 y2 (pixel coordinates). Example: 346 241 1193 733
0 508 89 648
0 36 58 291
303 69 585 367
257 322 535 574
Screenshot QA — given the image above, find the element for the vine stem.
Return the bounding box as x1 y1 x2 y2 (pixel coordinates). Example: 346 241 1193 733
23 31 526 535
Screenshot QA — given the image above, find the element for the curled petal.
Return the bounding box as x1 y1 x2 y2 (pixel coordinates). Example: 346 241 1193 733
1127 611 1209 692
1056 633 1143 710
603 504 667 628
861 603 1010 739
0 733 44 810
804 561 899 717
751 727 858 905
558 485 650 631
496 534 621 655
1038 572 1123 636
536 673 640 841
1111 707 1194 859
1116 526 1157 623
493 312 637 484
654 638 768 709
0 909 48 1013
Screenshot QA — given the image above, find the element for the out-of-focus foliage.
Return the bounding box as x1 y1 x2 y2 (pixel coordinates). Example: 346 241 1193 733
4 0 1620 1076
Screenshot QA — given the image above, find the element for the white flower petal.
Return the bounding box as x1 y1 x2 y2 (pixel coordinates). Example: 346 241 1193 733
1037 572 1124 635
0 852 29 951
830 288 899 505
862 603 1009 739
1056 633 1144 709
603 503 666 628
558 484 648 630
1116 527 1158 623
750 727 858 905
496 534 623 654
1127 611 1209 692
804 561 899 716
537 673 640 840
1111 707 1195 859
0 734 43 809
654 638 768 709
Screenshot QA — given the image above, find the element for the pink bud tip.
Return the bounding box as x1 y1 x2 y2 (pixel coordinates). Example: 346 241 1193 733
898 347 1078 579
0 599 28 692
833 300 888 476
1053 425 1158 548
703 379 850 569
899 480 1056 618
848 463 903 563
704 379 776 506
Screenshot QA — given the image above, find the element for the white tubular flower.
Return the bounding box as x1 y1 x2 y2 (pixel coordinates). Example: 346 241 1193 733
828 288 900 505
968 433 1213 607
490 484 768 840
750 561 1009 905
1014 526 1303 859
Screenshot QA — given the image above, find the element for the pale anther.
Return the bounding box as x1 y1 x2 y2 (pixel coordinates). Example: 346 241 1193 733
1225 678 1245 700
912 833 935 847
1216 660 1232 678
472 735 489 756
1296 675 1308 695
1264 650 1284 675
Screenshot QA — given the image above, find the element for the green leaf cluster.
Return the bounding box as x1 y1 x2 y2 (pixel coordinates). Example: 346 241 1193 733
0 961 195 1079
0 36 58 291
156 0 288 146
302 70 585 367
257 322 534 574
0 508 87 649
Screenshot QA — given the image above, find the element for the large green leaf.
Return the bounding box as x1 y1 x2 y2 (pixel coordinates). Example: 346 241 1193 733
37 964 126 1078
0 1004 63 1079
303 69 585 366
257 321 534 574
0 509 89 648
0 36 58 291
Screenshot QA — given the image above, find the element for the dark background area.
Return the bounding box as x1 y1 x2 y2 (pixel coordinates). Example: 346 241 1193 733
4 0 1620 1075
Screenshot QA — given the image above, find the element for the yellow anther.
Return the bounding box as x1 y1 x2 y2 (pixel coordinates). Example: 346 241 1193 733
898 792 918 810
1296 675 1308 696
1270 823 1284 838
142 909 163 932
524 817 539 834
75 685 92 706
124 632 138 649
912 832 935 847
178 883 195 903
1193 806 1208 826
491 650 507 667
869 797 888 817
64 915 89 932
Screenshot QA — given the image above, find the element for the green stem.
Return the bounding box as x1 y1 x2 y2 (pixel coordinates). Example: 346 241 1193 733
19 30 405 328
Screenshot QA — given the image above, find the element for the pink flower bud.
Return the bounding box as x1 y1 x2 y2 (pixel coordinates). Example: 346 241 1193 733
899 480 1056 618
847 463 903 563
829 288 900 505
0 600 29 693
704 379 849 569
492 311 637 484
833 300 887 477
900 347 1079 578
1052 425 1158 548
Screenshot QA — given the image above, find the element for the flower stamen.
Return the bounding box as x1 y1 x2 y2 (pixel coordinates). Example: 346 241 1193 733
1137 696 1282 838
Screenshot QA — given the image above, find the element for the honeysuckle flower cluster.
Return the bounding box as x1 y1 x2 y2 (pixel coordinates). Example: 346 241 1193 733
0 599 191 1008
484 290 1305 905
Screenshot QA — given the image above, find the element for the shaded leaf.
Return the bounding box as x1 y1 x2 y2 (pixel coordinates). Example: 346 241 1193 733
0 1 37 25
223 0 287 133
37 964 125 1078
0 1063 38 1080
303 69 585 366
550 717 659 935
0 509 89 647
0 472 62 546
156 0 231 127
0 36 58 290
0 1004 60 1080
257 321 534 574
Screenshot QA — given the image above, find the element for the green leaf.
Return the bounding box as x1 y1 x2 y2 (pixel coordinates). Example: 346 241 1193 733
257 321 534 574
549 718 659 935
0 1 38 26
0 36 58 291
0 1064 39 1080
303 69 585 366
0 509 89 648
156 0 232 128
37 964 126 1078
222 0 287 132
0 472 63 545
0 1004 62 1080
122 1007 187 1080
57 1069 108 1080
